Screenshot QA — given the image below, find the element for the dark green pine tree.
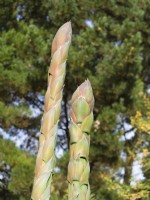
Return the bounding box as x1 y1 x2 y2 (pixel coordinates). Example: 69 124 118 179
0 0 150 199
0 137 35 199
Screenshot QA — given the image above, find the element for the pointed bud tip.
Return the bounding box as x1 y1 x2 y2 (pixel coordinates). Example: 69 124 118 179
52 21 72 55
79 79 93 95
58 21 72 38
80 79 91 89
71 79 94 104
62 21 72 34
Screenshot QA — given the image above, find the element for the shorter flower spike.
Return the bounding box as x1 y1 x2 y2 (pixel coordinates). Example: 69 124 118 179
67 80 94 200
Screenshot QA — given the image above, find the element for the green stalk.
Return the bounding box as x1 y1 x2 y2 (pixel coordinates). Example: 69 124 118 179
31 22 72 200
67 80 94 200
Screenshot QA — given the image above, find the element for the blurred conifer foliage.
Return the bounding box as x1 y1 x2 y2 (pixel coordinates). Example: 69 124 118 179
0 0 150 199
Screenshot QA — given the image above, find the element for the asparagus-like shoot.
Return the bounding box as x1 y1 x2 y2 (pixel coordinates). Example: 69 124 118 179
67 80 94 200
31 22 72 200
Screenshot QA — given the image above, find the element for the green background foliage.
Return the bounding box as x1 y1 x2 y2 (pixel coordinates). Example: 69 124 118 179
0 0 150 199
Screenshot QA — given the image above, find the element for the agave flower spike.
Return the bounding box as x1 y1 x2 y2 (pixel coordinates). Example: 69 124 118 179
67 80 94 200
31 22 72 200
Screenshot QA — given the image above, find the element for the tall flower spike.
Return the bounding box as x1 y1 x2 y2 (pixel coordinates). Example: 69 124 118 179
67 80 94 200
31 22 72 200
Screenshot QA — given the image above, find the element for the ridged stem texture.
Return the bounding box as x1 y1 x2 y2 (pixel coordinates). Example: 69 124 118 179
67 80 94 200
31 22 72 200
